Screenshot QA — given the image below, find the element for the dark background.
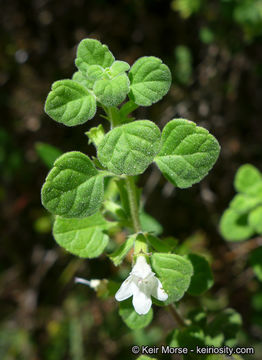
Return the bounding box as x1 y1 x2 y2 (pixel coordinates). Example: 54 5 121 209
1 0 262 359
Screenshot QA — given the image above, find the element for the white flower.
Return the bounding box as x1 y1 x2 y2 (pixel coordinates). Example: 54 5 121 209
115 255 168 315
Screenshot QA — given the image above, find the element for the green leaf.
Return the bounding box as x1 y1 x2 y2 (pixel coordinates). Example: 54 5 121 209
72 71 93 89
151 253 193 304
140 211 163 235
234 164 262 194
186 254 214 296
75 38 114 74
137 356 157 360
45 80 96 126
248 205 262 234
146 234 172 253
220 208 254 241
109 235 135 266
53 213 110 258
250 246 262 281
155 119 220 188
169 325 206 357
129 56 171 106
85 124 105 147
110 60 130 77
98 120 161 175
119 299 153 329
41 152 104 218
229 193 261 214
93 74 130 107
86 65 105 81
35 142 63 169
205 309 242 347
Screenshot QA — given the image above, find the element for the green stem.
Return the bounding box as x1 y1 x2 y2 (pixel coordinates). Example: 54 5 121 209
167 304 186 329
125 176 141 233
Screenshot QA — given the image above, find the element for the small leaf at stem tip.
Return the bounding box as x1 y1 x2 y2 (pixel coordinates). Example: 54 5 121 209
45 80 96 126
110 60 130 77
75 38 115 73
72 71 93 89
249 246 262 281
93 73 130 107
155 118 220 188
220 208 254 241
97 120 161 175
151 253 193 305
128 56 171 106
53 212 110 258
41 151 104 218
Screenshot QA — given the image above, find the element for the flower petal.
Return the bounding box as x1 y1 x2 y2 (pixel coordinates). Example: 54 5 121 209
151 278 168 301
115 276 133 301
132 289 152 315
131 256 153 279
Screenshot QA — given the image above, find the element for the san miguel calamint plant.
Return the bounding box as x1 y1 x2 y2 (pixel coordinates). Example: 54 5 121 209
40 38 243 357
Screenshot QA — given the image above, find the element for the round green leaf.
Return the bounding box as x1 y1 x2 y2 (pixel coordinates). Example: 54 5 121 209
41 151 104 218
220 208 254 242
75 38 115 73
119 299 153 329
97 120 161 175
155 119 220 188
250 246 262 281
45 80 96 126
110 60 130 77
129 56 171 106
186 254 214 296
234 164 262 194
248 205 262 234
93 74 130 107
72 71 93 89
151 253 193 304
229 193 262 214
53 213 110 258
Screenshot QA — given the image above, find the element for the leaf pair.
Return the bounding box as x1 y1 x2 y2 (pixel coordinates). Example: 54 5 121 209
97 118 220 188
220 164 262 241
45 38 171 127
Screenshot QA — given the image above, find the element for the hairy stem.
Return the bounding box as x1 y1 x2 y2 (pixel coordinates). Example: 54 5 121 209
125 176 141 233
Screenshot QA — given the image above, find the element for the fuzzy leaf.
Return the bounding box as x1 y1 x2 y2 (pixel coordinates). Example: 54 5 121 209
72 71 93 89
97 120 161 175
41 152 104 218
119 299 153 329
109 235 135 266
45 80 96 126
186 254 214 296
53 213 110 258
75 38 114 74
220 208 254 241
248 205 262 234
234 164 262 194
151 253 193 304
169 325 205 354
155 119 220 188
36 142 63 169
110 60 130 76
250 246 262 281
129 56 171 106
93 74 130 107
